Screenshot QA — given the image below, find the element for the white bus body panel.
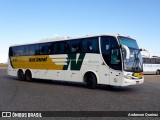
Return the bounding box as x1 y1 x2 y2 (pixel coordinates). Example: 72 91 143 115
8 53 143 87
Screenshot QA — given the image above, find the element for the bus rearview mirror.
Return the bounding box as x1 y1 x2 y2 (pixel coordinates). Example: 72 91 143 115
121 44 130 60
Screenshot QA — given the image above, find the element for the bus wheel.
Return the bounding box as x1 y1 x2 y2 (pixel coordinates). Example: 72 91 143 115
156 70 160 75
25 70 32 82
17 70 24 81
84 73 97 89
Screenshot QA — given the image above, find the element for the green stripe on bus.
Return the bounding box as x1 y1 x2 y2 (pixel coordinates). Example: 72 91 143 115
63 53 86 70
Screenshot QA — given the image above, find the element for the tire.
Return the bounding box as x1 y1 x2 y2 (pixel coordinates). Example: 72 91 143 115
84 73 97 89
156 70 160 75
17 70 25 81
25 70 32 82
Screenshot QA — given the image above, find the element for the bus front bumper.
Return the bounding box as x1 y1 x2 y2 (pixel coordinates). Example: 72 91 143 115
121 77 144 86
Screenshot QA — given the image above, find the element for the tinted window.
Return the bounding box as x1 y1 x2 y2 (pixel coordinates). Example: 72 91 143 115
143 58 146 63
146 58 151 63
49 42 65 54
9 47 13 56
29 44 40 55
110 37 119 48
101 36 122 70
151 59 156 64
21 46 29 56
40 43 51 55
143 58 160 64
82 37 99 53
111 49 121 65
155 58 160 64
56 42 65 54
13 47 20 56
66 40 81 53
101 36 119 53
48 43 54 54
101 37 110 55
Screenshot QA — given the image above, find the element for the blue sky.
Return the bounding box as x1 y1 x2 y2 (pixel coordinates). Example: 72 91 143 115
0 0 160 63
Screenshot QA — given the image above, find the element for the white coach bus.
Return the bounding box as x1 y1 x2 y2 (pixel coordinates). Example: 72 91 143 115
143 56 160 75
8 34 145 88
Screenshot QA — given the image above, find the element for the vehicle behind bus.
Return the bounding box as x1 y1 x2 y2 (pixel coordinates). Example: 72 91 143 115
143 56 160 75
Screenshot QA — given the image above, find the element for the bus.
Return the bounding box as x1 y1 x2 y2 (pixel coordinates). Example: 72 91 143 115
143 56 160 75
8 34 145 88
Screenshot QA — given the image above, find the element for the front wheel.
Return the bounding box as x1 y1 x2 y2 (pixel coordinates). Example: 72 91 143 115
84 73 97 89
156 70 160 75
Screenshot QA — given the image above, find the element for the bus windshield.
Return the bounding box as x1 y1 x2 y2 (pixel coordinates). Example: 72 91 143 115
119 36 143 72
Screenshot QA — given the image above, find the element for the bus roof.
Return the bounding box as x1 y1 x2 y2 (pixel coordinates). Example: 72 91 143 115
10 34 132 47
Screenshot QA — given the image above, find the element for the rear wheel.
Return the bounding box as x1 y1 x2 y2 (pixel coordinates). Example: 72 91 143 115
84 73 97 89
25 70 32 82
17 70 24 81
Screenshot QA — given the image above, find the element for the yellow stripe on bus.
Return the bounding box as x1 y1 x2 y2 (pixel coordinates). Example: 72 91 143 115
11 55 64 70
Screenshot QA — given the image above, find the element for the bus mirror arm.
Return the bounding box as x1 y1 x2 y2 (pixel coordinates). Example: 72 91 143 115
120 44 130 60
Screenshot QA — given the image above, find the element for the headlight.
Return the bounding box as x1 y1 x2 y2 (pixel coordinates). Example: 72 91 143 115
124 75 132 79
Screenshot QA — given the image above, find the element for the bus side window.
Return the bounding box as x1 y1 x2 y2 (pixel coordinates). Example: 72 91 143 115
59 42 65 54
65 42 69 54
49 43 55 54
156 59 160 64
54 42 64 54
87 41 92 52
40 43 50 55
87 38 99 53
151 59 155 64
111 49 120 65
28 44 40 55
40 44 45 55
46 43 51 54
101 38 110 55
40 45 45 55
143 58 146 63
82 37 99 53
109 36 121 68
155 59 158 64
9 47 13 56
82 38 87 53
29 45 35 55
48 42 65 54
56 43 62 54
21 46 29 56
67 40 81 53
13 47 20 56
146 58 150 64
35 45 40 55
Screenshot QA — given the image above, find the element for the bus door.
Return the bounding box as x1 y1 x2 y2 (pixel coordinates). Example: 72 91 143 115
109 48 122 86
